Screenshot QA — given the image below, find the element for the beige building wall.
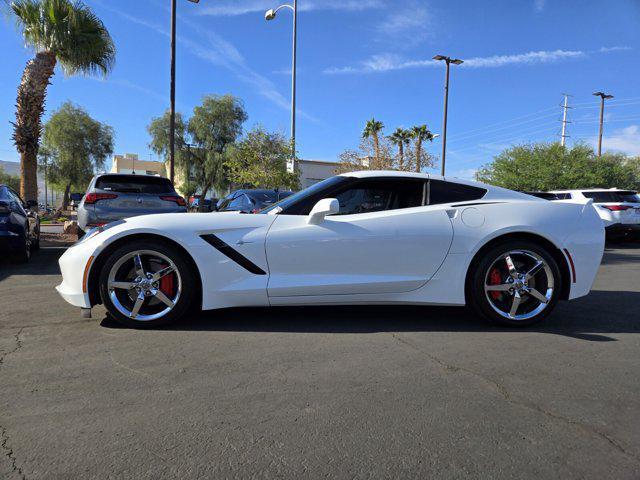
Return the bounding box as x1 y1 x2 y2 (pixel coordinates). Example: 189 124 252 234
297 159 339 189
110 154 166 177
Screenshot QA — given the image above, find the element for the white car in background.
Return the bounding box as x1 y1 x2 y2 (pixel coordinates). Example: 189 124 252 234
549 189 640 239
56 171 605 329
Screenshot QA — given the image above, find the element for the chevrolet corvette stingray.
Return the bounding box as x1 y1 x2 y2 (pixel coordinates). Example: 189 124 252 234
56 171 605 328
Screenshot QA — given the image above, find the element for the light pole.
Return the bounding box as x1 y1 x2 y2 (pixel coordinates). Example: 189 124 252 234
593 91 613 157
265 0 297 173
433 55 463 176
170 0 200 186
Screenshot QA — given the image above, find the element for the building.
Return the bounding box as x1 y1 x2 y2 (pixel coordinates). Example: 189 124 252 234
110 154 166 177
297 159 339 189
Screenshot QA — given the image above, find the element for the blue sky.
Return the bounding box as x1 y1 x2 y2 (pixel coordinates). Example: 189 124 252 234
1 0 639 179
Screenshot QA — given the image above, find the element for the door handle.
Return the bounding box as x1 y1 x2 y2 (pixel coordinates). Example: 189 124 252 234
236 240 254 246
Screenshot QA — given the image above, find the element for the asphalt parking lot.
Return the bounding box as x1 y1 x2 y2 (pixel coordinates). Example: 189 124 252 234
1 245 639 479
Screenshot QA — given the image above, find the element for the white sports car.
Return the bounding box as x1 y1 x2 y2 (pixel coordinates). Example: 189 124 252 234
56 171 605 328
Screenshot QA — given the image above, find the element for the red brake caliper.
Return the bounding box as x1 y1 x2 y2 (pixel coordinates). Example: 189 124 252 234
159 264 175 297
488 267 503 300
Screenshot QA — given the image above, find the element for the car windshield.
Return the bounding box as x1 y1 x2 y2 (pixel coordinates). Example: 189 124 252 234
95 175 175 194
582 191 640 203
259 177 347 214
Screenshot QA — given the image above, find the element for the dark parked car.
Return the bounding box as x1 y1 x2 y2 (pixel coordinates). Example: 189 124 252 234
216 189 294 213
188 195 218 212
77 174 187 234
523 191 560 200
0 184 40 262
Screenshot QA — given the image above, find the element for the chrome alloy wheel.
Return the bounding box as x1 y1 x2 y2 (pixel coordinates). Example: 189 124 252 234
484 250 554 321
107 250 182 321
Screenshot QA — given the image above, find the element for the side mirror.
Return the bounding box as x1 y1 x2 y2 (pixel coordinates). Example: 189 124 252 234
26 200 38 210
308 198 339 225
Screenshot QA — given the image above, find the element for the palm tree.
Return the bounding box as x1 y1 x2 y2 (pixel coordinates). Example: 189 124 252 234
389 127 412 170
9 0 115 202
411 125 435 173
362 117 384 163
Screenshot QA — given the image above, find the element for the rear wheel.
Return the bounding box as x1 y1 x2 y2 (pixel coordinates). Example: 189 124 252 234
98 240 197 328
468 240 561 327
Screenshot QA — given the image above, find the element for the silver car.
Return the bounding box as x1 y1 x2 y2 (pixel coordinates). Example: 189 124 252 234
77 174 187 234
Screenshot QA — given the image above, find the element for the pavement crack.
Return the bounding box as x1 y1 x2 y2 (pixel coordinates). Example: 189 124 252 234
390 332 640 466
0 328 27 479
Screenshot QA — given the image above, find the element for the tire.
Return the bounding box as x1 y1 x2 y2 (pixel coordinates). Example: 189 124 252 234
14 232 31 263
32 227 40 250
98 239 197 328
468 240 562 327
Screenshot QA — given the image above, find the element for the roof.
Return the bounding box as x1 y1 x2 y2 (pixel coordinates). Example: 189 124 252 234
338 170 534 201
550 188 631 193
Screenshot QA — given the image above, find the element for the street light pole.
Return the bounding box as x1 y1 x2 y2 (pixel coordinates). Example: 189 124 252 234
169 0 200 185
433 55 463 177
265 1 297 174
593 91 613 158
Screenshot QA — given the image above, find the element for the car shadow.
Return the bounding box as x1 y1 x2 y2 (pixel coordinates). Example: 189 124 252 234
0 247 64 282
99 289 640 342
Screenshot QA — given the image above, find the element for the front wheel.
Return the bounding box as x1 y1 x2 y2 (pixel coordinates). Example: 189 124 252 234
468 240 562 327
98 240 197 328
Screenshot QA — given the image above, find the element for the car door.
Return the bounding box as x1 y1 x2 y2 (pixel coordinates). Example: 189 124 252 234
265 177 454 297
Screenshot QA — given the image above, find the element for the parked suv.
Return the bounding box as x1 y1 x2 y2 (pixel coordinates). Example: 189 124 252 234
0 184 40 262
550 188 640 238
77 174 187 234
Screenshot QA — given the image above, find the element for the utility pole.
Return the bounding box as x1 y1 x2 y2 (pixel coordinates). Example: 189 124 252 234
593 91 614 157
560 94 572 147
43 152 48 211
169 0 200 185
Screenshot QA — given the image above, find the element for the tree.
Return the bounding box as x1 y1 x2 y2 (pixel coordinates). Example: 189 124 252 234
225 126 299 190
475 142 640 191
188 95 248 210
410 125 435 172
8 0 115 203
362 118 384 162
42 102 114 210
389 128 412 170
0 166 20 192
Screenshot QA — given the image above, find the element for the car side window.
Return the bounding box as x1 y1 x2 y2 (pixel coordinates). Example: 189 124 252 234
333 179 425 216
428 180 487 205
228 194 248 210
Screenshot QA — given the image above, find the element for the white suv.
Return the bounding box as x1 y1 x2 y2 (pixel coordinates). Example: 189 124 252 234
550 188 640 238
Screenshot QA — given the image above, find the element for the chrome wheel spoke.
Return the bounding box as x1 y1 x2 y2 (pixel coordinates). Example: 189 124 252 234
152 265 175 282
130 293 145 318
505 255 519 278
525 261 544 280
509 292 521 318
133 254 146 278
485 283 512 292
527 288 549 304
154 290 175 308
109 281 137 290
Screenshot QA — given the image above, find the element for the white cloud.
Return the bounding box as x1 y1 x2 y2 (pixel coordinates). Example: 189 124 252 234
376 3 431 46
598 46 633 53
91 0 318 122
593 125 640 156
325 49 586 74
198 0 384 16
534 0 546 12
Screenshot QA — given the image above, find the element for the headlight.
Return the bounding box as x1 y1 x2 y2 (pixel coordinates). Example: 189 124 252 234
74 220 126 246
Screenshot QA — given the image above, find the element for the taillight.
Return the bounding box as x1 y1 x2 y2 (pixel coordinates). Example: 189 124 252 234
601 204 631 211
84 193 118 204
160 195 186 206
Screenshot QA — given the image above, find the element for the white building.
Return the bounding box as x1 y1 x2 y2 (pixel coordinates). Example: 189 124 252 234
297 159 339 189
